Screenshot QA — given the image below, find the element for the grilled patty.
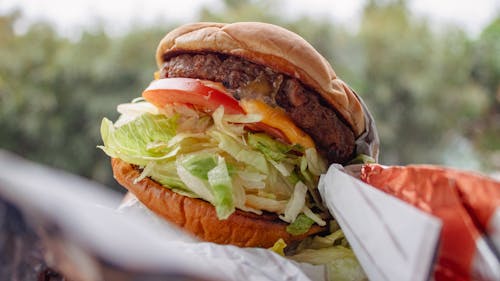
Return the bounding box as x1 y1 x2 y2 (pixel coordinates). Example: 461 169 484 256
159 53 355 164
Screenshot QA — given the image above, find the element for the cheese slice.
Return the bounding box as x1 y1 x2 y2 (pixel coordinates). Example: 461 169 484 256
240 99 315 149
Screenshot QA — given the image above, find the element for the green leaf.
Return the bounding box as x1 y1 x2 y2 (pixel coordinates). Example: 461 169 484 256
290 246 366 281
207 156 235 219
210 130 268 173
347 154 376 165
286 213 315 235
181 153 218 180
143 160 189 192
98 113 178 166
247 133 302 162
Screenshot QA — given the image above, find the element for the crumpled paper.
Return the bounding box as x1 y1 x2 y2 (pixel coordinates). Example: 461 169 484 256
0 150 322 281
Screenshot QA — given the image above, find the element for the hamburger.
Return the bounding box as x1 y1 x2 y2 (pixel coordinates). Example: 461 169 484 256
99 22 371 248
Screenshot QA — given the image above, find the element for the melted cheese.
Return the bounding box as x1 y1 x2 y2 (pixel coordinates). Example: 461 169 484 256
240 99 315 149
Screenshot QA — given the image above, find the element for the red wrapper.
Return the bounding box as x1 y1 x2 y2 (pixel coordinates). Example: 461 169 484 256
360 164 500 281
447 170 500 251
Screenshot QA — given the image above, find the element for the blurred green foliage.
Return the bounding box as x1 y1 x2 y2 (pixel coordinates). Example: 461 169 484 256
0 0 499 189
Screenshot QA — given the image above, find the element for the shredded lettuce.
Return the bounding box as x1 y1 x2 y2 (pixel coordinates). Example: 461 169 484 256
140 161 190 192
279 181 308 223
115 101 159 127
269 159 294 177
235 170 266 189
347 154 376 165
181 153 217 180
212 106 246 140
310 229 346 249
286 213 316 235
292 245 355 264
264 164 294 197
99 101 327 226
99 113 178 166
305 148 327 176
302 206 327 226
231 175 255 213
245 194 287 213
207 156 235 219
210 130 268 174
268 231 367 281
176 157 215 202
291 247 366 281
327 257 367 281
248 133 301 162
289 228 366 280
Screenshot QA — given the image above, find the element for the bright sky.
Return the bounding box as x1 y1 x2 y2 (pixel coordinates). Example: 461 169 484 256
1 0 499 39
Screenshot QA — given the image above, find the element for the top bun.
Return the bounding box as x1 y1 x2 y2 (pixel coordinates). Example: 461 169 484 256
156 22 365 136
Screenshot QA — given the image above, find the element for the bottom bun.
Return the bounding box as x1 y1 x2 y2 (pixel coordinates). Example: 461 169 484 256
112 158 326 248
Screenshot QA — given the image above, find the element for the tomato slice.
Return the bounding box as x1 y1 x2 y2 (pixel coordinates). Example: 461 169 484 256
142 78 244 114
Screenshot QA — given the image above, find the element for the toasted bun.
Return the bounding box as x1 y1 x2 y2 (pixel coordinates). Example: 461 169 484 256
112 158 326 248
156 22 365 136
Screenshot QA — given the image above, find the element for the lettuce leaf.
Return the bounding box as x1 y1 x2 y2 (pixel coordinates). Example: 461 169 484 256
176 153 235 219
177 157 215 202
207 156 234 219
279 181 307 223
140 161 189 192
99 113 178 166
115 101 159 127
286 213 315 235
181 153 217 180
290 247 367 281
291 229 366 281
248 133 298 162
210 130 268 174
347 154 376 165
305 148 327 176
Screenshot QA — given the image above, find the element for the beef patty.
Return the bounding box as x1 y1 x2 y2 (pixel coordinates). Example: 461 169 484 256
159 53 356 164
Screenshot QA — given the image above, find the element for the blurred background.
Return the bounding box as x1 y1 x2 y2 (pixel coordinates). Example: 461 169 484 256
1 0 499 190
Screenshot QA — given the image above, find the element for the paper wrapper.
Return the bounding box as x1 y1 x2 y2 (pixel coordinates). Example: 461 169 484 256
320 165 442 281
0 150 322 281
360 164 500 281
446 169 500 253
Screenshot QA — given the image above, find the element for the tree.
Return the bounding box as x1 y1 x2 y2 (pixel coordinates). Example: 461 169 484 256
357 0 489 167
0 11 172 189
470 16 500 171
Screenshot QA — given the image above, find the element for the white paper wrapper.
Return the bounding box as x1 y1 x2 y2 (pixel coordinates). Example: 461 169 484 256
319 165 442 281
